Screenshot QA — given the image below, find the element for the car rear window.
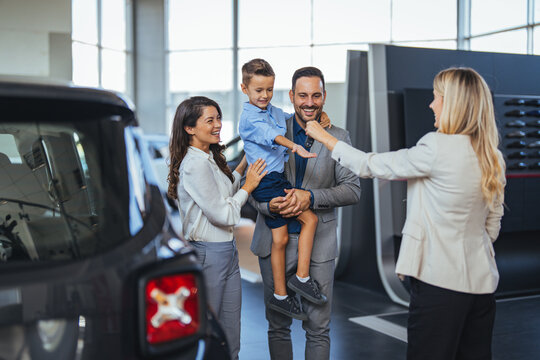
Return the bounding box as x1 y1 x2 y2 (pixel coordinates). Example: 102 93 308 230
0 120 131 263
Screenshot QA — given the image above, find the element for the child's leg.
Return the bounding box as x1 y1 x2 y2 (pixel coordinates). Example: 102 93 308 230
270 225 289 296
296 209 318 278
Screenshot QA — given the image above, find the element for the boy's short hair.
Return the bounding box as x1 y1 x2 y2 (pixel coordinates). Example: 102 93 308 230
242 58 275 85
292 66 325 92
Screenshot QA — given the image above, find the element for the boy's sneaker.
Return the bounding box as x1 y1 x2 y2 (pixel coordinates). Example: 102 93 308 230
287 276 327 305
267 295 308 321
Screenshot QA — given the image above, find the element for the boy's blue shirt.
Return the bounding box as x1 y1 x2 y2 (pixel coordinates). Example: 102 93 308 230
239 101 292 173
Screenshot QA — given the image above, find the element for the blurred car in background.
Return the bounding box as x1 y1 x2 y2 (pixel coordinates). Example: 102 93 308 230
0 79 229 359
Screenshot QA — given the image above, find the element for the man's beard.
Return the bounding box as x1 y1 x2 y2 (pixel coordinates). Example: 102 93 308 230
295 105 323 124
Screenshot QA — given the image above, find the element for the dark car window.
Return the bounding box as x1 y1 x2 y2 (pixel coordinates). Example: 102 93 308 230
0 120 132 263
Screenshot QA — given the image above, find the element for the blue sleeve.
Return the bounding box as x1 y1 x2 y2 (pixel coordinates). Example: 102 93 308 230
239 113 283 147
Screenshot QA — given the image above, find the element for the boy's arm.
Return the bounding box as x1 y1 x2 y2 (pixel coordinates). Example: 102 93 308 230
274 135 316 159
320 111 332 129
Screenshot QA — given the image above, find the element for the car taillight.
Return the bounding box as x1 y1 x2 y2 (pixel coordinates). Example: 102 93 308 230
145 273 200 345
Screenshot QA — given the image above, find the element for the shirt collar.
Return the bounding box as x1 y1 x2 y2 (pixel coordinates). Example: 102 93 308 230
292 115 305 136
188 146 213 160
243 101 273 113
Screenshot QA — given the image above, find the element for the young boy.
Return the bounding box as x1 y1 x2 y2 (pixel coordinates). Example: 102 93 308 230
239 58 328 320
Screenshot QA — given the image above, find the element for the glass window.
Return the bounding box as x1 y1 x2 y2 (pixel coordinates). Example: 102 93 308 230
535 27 540 55
0 134 22 164
168 0 232 50
471 0 527 35
239 0 311 47
536 2 540 23
101 0 126 50
72 0 98 44
238 47 311 90
72 42 99 87
312 44 369 83
0 120 132 262
470 29 528 54
169 50 233 92
125 129 145 234
101 49 127 93
313 0 391 44
392 40 457 50
391 0 456 41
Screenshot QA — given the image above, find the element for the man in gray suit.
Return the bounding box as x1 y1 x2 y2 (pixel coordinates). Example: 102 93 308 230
250 66 361 360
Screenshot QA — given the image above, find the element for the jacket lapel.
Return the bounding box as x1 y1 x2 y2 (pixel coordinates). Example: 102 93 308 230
302 138 322 188
285 116 296 183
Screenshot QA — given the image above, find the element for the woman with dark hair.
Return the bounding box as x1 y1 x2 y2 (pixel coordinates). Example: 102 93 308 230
306 68 506 360
167 96 266 360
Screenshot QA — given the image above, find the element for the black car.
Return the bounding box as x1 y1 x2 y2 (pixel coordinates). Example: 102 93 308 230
0 79 229 359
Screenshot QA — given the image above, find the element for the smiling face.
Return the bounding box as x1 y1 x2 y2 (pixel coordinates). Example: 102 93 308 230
289 76 326 128
241 75 275 110
184 105 221 152
429 90 443 128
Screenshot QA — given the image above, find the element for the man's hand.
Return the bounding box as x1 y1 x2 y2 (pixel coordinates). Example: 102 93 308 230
278 189 311 218
269 188 297 214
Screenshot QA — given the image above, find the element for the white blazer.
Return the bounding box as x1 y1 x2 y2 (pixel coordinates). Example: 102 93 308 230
177 146 248 242
332 132 505 294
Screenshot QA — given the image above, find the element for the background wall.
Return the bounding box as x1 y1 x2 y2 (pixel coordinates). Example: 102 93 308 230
0 0 72 80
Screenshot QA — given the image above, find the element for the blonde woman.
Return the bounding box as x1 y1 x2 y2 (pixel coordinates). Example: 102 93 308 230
305 68 505 360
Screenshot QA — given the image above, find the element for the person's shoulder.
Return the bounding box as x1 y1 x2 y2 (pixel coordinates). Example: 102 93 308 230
425 131 470 146
326 124 349 139
418 131 438 142
268 103 288 117
180 151 207 173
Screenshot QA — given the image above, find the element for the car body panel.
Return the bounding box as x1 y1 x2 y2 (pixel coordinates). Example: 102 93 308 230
0 79 229 359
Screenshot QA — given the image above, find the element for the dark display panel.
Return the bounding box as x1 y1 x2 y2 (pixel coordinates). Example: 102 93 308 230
497 95 540 174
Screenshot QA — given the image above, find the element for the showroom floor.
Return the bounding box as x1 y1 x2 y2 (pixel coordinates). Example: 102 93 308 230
239 279 540 360
234 221 540 360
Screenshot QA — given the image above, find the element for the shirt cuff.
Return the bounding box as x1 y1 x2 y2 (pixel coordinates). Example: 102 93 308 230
331 140 349 163
233 188 249 207
233 170 242 181
308 190 314 208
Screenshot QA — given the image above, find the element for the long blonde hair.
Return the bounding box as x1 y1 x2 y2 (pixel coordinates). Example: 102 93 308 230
434 67 505 209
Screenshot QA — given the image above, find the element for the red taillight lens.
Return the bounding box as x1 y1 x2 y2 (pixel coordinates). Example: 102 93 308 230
145 273 200 345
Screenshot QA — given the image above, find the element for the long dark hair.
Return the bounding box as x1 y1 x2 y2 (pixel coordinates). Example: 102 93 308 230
167 96 234 200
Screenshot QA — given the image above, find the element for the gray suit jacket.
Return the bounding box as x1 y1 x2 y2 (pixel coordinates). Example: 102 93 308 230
250 116 361 263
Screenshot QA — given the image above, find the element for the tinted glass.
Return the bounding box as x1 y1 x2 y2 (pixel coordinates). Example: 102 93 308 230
0 118 131 263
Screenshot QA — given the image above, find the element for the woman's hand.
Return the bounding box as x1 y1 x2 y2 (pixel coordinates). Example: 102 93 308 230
305 121 339 151
241 158 267 194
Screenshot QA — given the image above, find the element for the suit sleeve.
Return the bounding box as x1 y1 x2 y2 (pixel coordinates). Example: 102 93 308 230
182 159 248 227
331 132 437 180
247 196 276 218
486 152 506 242
310 131 362 209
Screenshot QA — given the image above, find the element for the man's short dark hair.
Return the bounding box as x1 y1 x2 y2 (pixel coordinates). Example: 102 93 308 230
291 66 325 92
241 58 275 85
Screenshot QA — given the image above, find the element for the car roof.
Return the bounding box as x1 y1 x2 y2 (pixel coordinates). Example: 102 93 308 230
0 77 136 124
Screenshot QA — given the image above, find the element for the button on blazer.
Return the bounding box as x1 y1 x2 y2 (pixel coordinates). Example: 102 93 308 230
332 132 505 294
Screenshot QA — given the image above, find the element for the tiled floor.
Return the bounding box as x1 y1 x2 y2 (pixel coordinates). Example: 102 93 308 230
239 279 540 360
